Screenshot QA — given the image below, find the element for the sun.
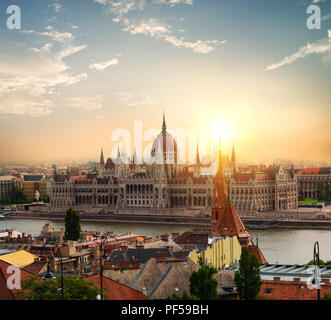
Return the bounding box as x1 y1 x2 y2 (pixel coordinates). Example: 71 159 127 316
211 122 232 142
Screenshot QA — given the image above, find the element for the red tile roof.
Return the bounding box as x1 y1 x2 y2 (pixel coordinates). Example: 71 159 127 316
297 168 320 175
260 279 331 300
248 241 268 264
86 275 147 300
0 260 33 300
21 261 46 275
173 230 211 245
213 201 250 244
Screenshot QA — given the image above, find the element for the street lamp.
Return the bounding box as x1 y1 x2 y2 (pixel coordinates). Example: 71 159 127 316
40 242 64 300
313 241 321 301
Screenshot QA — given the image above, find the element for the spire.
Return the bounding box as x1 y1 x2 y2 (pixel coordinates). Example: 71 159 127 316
133 148 138 165
211 138 227 209
196 143 200 165
231 144 236 163
162 111 167 133
100 148 105 167
231 143 236 174
116 146 121 164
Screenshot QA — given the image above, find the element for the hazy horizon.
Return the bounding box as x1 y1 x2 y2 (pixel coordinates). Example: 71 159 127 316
0 0 330 164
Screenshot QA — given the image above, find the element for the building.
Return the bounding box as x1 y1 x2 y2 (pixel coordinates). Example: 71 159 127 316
296 167 331 200
0 259 33 300
50 115 215 213
50 114 298 213
22 175 48 202
259 264 331 300
0 250 40 268
86 274 147 300
228 165 298 212
211 138 267 264
0 176 15 203
187 235 242 270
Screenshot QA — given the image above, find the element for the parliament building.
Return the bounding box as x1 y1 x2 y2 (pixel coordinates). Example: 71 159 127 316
50 115 298 213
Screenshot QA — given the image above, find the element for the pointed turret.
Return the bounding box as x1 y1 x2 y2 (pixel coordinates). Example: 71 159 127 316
132 148 138 165
211 138 227 210
231 144 237 174
196 143 200 165
162 111 167 134
100 148 105 167
116 146 121 165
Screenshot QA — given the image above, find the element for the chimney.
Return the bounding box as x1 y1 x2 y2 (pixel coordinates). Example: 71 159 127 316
132 259 140 268
176 252 187 260
144 236 153 243
156 252 167 260
293 278 300 284
273 277 281 282
161 233 170 242
119 260 130 268
120 246 128 252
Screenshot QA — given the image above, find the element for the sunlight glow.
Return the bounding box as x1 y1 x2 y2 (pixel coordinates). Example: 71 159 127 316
211 122 232 142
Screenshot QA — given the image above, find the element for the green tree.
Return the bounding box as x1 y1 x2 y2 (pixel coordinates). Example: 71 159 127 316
65 208 81 241
11 186 26 204
166 292 198 300
323 293 331 300
189 257 218 300
306 259 331 266
16 275 106 300
307 259 326 265
234 247 261 300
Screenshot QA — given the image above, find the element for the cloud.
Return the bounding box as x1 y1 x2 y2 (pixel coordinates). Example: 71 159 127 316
95 0 226 54
322 13 331 22
153 0 193 6
31 43 53 53
116 92 155 106
0 93 54 117
53 3 63 13
22 29 74 43
0 27 88 116
88 58 119 71
265 32 331 71
66 96 104 111
120 17 226 54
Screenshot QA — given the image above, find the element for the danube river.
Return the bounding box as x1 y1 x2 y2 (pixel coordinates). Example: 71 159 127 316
1 218 331 265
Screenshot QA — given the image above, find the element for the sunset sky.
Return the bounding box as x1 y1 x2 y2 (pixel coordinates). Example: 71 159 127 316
0 0 330 164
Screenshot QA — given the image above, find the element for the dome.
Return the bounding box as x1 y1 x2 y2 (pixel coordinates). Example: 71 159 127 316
150 113 178 164
151 131 177 156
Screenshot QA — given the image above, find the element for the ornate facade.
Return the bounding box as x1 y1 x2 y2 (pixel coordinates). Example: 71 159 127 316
228 166 298 212
51 115 214 212
50 115 298 213
296 167 331 200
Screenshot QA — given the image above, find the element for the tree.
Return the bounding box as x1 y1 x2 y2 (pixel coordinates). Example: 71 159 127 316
189 257 218 300
65 208 81 241
234 247 261 300
11 186 26 204
306 259 331 266
16 275 106 300
166 292 198 300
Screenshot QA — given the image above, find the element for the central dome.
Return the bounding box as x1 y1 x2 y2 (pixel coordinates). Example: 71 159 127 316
151 131 178 156
151 114 177 164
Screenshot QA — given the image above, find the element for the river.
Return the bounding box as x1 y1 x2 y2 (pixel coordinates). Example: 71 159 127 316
1 218 330 265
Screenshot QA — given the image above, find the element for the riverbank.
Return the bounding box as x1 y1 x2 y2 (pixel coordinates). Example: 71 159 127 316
5 211 331 230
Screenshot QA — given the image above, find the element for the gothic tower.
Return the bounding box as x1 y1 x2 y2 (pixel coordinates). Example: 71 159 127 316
100 148 105 167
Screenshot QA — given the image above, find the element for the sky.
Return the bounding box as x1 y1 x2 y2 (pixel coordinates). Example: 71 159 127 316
0 0 330 165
